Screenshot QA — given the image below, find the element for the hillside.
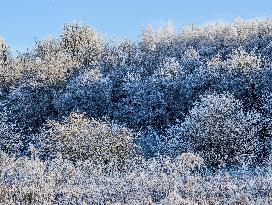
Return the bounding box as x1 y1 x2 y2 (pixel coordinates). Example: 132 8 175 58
0 18 271 204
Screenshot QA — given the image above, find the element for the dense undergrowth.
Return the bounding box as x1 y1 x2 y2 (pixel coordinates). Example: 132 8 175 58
0 18 272 204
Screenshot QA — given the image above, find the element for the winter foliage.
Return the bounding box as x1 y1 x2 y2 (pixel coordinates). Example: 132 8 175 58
0 18 272 204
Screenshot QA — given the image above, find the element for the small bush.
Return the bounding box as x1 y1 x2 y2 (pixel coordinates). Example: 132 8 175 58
39 112 139 166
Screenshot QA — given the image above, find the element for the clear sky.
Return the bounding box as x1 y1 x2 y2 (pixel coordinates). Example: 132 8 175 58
1 0 272 53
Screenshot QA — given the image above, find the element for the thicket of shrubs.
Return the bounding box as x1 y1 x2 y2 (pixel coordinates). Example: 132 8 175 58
0 18 271 204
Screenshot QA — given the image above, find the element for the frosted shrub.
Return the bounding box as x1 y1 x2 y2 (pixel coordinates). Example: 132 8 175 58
181 93 262 166
174 152 204 173
204 54 227 77
39 112 138 166
0 152 272 204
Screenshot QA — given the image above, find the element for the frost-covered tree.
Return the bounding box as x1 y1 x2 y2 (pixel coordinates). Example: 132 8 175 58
101 39 139 73
0 37 11 67
34 36 62 60
54 68 112 118
113 73 175 129
7 37 78 87
180 47 203 74
227 48 264 74
217 49 266 112
157 20 174 43
25 37 79 85
178 93 262 166
60 22 104 65
0 37 13 86
156 57 184 79
140 24 156 52
3 85 58 133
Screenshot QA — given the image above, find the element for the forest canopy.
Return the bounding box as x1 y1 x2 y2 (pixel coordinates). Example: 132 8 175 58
0 18 272 204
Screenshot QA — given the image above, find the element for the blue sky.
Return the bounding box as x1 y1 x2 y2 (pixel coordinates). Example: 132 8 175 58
1 0 272 53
